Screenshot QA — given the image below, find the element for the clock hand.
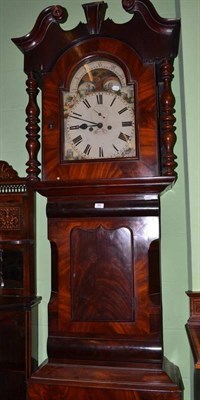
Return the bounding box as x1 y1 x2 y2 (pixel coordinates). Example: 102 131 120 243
70 123 103 130
70 114 99 125
79 123 103 129
93 109 106 119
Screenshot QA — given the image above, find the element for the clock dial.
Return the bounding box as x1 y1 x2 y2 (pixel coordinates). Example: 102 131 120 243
70 59 126 93
62 58 136 161
64 91 135 160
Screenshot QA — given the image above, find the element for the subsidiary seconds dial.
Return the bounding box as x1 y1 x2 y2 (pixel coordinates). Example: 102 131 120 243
64 91 136 160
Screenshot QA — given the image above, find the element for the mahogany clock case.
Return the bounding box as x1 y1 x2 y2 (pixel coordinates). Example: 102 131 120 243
11 1 183 400
41 39 159 182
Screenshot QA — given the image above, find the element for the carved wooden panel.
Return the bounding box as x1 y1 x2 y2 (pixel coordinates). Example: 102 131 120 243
71 226 133 322
0 206 21 230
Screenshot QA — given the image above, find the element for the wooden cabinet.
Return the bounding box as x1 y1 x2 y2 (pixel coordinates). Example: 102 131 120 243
0 161 41 400
0 297 40 400
186 292 200 400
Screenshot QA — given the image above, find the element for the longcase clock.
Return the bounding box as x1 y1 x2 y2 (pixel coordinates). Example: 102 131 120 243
12 1 183 399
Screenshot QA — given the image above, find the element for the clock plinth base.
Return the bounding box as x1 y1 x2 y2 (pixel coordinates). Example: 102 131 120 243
27 358 183 400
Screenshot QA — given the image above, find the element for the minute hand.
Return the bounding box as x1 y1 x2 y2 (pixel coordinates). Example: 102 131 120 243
70 114 99 125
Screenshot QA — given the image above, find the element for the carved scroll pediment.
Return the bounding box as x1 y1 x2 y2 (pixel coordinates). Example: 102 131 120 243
12 0 180 74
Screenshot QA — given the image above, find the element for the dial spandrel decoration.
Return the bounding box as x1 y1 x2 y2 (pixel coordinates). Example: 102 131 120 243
62 59 136 161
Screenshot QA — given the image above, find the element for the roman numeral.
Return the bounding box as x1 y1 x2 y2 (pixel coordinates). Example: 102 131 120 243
110 96 116 107
96 93 103 104
118 132 131 142
112 144 119 152
99 147 104 157
84 144 92 155
118 106 128 115
83 99 91 108
72 135 83 146
72 112 82 116
122 121 132 127
70 125 80 130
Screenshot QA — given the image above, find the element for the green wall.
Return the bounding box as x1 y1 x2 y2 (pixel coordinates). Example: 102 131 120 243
179 0 200 290
1 1 199 399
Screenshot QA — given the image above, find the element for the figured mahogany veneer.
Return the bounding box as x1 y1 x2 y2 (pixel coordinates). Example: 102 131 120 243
71 226 133 322
12 1 183 399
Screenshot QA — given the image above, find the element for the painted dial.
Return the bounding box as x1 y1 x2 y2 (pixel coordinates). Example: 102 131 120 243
64 91 135 160
70 59 126 93
62 58 136 161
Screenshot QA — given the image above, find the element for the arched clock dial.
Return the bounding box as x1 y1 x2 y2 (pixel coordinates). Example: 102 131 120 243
64 91 135 160
62 58 135 161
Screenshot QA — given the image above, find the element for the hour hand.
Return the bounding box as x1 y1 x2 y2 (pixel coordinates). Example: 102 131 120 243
70 123 103 130
69 124 89 130
79 123 97 129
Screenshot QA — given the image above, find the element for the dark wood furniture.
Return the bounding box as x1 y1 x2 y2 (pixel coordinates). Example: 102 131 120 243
0 161 41 400
186 291 200 400
12 1 183 399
